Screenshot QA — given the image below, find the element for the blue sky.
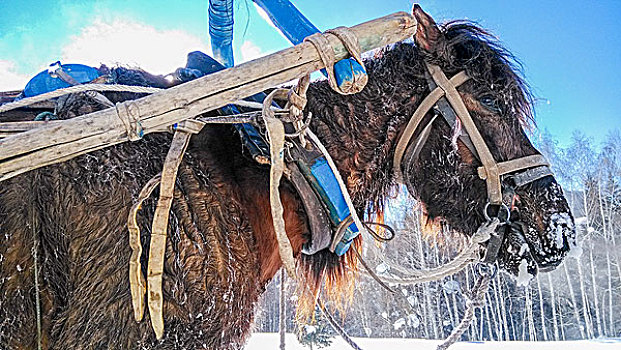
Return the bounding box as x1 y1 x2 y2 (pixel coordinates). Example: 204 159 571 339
1 0 619 146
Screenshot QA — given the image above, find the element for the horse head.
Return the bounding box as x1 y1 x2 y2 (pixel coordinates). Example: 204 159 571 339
298 6 576 300
401 6 577 278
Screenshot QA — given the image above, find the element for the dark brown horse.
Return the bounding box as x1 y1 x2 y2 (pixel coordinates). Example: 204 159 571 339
0 6 575 349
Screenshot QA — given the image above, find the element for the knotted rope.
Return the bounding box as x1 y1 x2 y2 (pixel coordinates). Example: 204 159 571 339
368 219 498 285
437 274 492 350
262 88 298 278
266 25 369 279
264 26 369 350
304 27 368 95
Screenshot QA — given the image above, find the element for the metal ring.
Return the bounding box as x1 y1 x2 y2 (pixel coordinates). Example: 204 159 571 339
475 262 498 278
483 202 510 224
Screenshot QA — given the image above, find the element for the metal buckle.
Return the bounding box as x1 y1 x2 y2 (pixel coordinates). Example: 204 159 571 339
483 202 510 224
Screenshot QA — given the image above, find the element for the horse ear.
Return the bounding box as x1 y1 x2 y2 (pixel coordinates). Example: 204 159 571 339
412 4 442 53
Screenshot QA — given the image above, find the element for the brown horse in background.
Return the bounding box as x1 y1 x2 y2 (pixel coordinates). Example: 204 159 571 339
0 6 575 349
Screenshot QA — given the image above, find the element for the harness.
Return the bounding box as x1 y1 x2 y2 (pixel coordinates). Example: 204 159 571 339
393 62 552 209
391 62 555 280
387 63 557 350
4 27 554 348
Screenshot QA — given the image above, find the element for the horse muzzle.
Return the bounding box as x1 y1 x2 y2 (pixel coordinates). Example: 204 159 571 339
495 176 577 280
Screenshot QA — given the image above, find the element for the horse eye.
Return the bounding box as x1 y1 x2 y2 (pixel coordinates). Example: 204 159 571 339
479 95 500 112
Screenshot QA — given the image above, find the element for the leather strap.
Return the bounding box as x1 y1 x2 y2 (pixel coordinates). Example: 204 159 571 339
304 27 368 95
425 70 478 157
147 120 203 339
263 89 297 278
477 154 549 181
394 63 553 206
393 71 470 182
511 165 554 188
127 173 161 322
425 63 504 204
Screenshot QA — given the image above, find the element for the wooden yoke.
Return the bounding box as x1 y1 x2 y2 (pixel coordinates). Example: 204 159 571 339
0 12 417 182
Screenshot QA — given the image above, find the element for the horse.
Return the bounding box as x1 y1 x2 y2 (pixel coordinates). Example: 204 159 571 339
0 6 576 349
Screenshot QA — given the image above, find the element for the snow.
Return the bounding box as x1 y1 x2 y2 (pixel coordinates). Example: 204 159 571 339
407 314 420 329
516 259 533 287
443 280 460 294
245 333 621 350
393 318 406 330
304 325 317 335
375 262 390 274
548 213 572 249
518 243 529 256
566 237 583 259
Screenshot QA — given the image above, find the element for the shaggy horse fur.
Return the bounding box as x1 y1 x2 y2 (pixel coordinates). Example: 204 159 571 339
0 7 574 349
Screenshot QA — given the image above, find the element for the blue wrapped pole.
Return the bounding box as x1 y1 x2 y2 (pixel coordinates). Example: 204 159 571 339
252 0 366 91
253 0 319 45
208 0 235 67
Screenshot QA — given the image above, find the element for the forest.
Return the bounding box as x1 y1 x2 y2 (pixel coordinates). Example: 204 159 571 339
253 129 621 346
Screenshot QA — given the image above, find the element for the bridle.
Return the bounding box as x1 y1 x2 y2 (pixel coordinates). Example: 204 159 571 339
393 62 554 269
394 62 553 214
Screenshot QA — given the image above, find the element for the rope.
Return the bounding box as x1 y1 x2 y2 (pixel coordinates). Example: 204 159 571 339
318 299 364 350
366 219 498 285
354 249 395 294
0 84 163 113
437 275 492 350
279 269 286 350
115 101 144 141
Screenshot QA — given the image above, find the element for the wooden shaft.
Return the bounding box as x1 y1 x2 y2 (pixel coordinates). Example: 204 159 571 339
0 12 417 182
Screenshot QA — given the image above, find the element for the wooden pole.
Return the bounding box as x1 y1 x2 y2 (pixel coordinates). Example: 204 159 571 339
0 12 417 182
279 268 286 350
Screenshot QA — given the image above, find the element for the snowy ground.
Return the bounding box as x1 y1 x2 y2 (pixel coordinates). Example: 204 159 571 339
245 333 621 350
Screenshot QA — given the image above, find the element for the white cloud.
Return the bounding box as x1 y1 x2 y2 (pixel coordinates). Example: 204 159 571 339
0 60 30 91
61 18 208 75
240 40 264 62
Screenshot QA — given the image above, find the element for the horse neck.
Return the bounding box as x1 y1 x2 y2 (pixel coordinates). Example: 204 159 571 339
304 56 425 209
